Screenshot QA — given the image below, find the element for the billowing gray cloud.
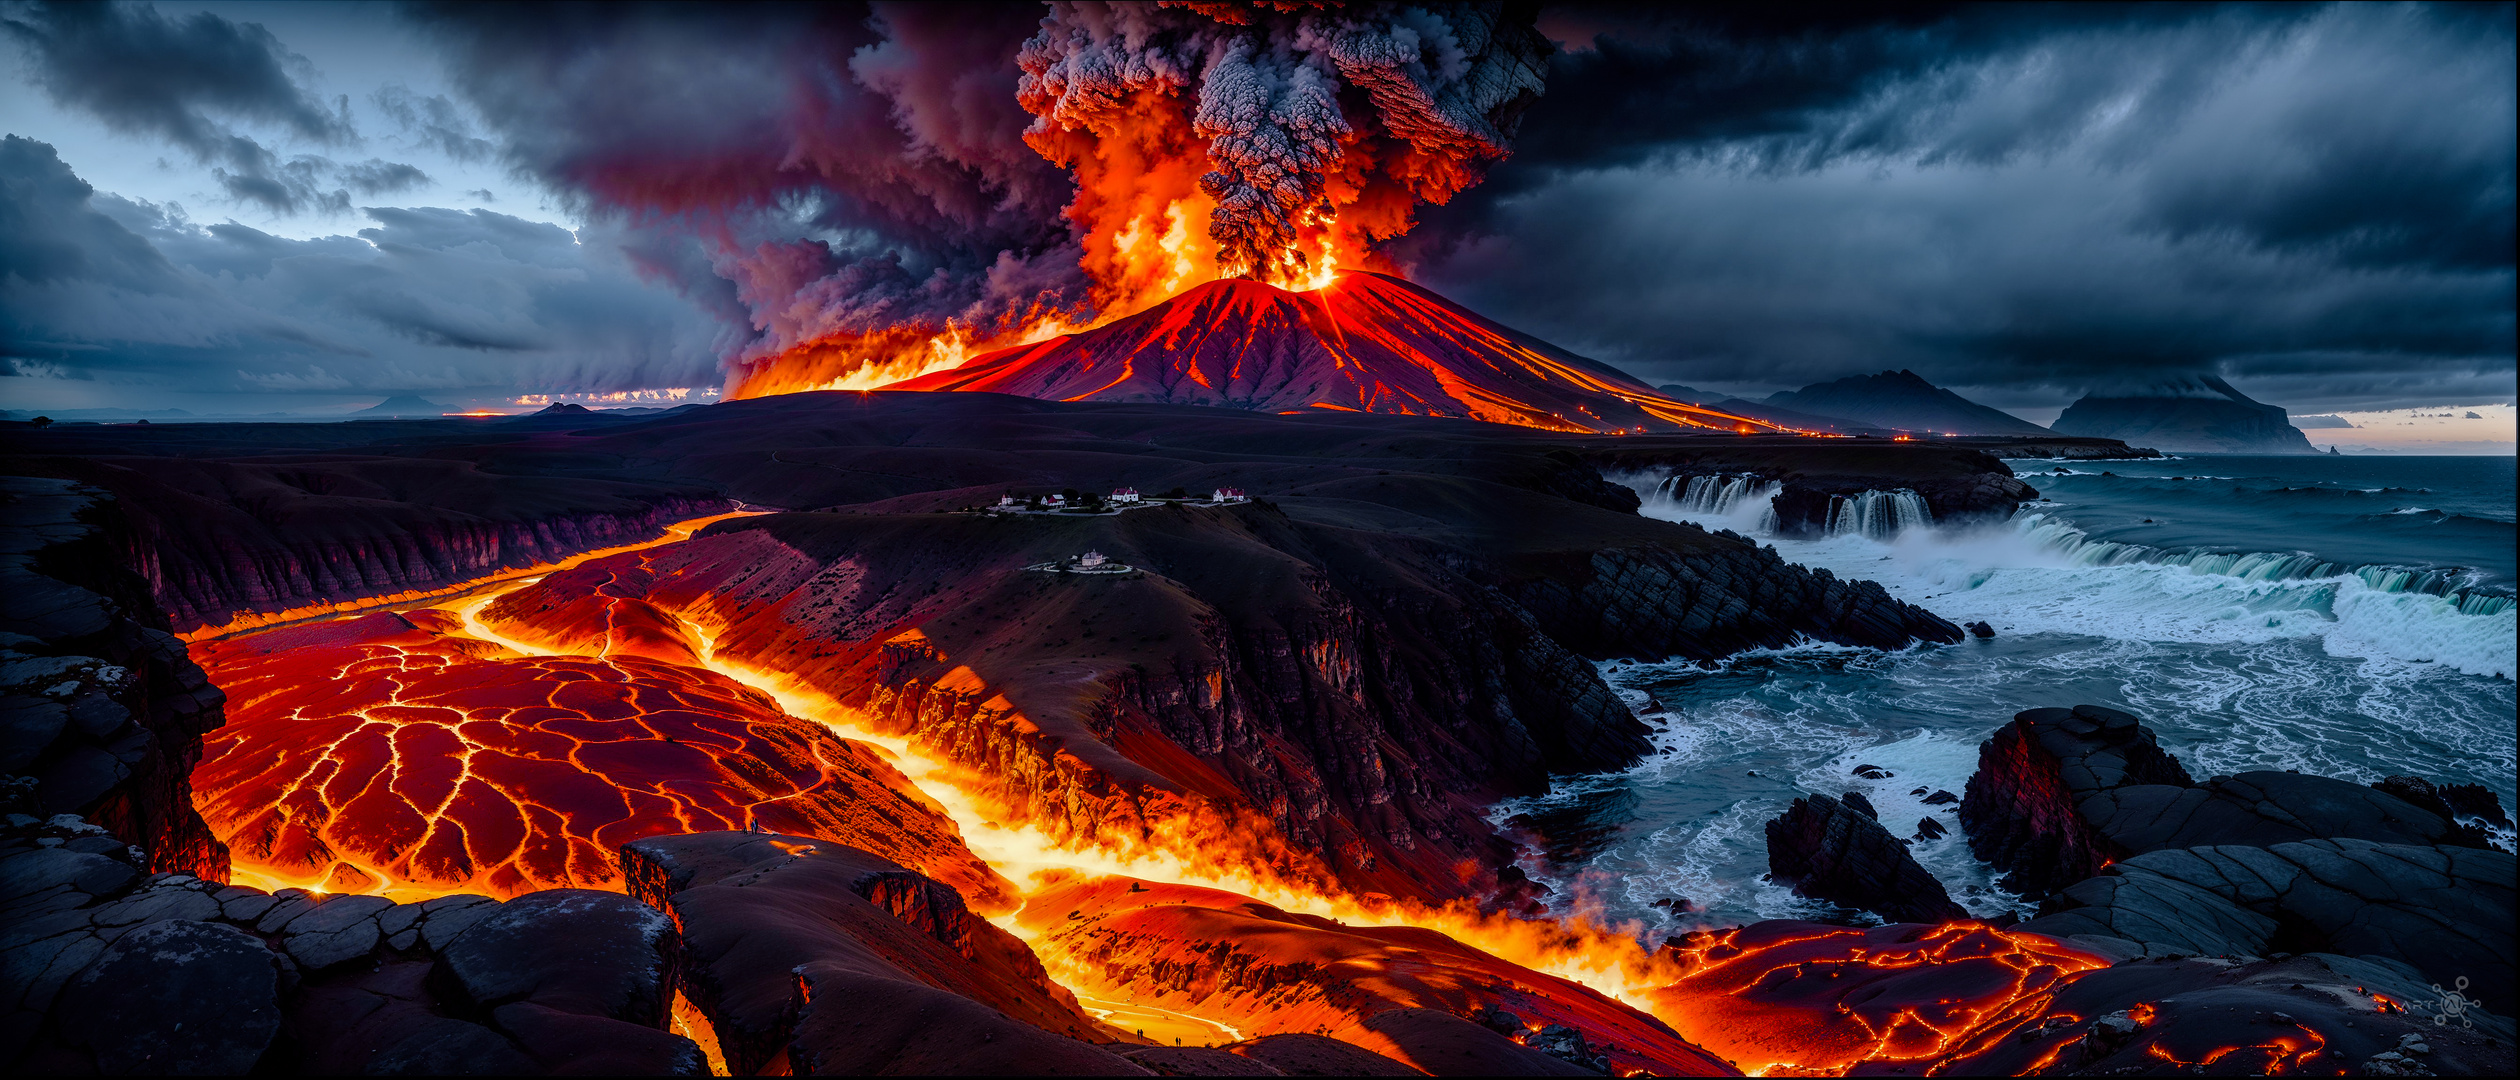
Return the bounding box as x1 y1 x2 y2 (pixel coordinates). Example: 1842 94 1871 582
1402 2 2515 413
369 84 493 163
2 0 436 215
1 136 722 396
402 0 1087 376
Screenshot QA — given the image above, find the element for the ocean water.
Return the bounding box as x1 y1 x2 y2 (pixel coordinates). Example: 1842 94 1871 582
1497 455 2517 933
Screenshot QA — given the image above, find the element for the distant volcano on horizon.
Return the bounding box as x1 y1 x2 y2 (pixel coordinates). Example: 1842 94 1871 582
889 273 1776 435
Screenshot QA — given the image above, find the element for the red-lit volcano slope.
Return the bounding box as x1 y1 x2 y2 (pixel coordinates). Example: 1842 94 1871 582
891 273 1775 434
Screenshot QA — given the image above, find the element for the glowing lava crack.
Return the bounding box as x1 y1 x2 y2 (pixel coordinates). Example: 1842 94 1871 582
192 608 1005 905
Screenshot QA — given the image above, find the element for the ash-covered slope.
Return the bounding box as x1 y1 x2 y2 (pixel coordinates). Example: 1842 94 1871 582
2054 375 2316 453
891 273 1772 434
1765 370 2053 436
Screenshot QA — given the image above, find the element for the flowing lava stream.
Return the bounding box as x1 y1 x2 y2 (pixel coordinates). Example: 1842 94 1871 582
193 511 2106 1072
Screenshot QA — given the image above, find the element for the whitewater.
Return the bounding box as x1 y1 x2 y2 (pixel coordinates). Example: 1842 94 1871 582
1498 455 2517 933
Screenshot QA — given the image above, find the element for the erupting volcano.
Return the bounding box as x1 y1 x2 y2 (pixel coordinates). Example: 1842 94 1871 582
895 272 1777 433
7 1 2512 1076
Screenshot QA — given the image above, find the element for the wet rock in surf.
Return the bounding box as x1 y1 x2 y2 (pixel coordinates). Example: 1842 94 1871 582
1763 792 1968 924
1958 705 2194 896
1960 703 2518 1020
2373 774 2503 846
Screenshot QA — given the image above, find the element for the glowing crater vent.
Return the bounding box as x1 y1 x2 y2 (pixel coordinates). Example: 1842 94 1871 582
890 272 1779 435
191 610 1004 904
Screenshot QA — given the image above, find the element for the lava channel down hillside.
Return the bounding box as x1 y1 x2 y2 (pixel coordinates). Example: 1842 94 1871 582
888 272 1786 435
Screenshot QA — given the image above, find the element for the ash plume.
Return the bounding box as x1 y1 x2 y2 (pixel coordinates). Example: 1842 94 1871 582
1020 1 1550 283
410 2 1551 398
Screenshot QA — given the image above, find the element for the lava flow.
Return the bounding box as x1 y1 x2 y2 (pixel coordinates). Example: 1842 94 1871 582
891 272 1781 434
185 510 2108 1074
191 607 1005 906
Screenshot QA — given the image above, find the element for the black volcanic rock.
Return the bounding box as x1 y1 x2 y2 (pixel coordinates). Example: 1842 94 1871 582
2373 774 2502 844
2024 839 2516 1013
54 919 284 1073
1766 369 2054 436
2079 771 2477 855
0 476 227 877
2053 375 2316 453
1959 705 2195 896
437 890 681 1030
620 831 1132 1076
1765 792 1969 923
1959 702 2517 1020
0 812 706 1074
1940 951 2514 1076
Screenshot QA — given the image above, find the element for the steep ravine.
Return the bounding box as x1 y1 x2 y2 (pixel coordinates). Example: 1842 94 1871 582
13 456 725 633
480 487 1962 905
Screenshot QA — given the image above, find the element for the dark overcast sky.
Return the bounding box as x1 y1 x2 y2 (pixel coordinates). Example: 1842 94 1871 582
2 1 2512 420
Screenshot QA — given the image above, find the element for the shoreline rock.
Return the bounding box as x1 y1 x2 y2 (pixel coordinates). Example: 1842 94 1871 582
1764 792 1970 924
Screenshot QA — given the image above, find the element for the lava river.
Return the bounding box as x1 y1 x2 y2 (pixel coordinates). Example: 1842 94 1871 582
186 512 2111 1075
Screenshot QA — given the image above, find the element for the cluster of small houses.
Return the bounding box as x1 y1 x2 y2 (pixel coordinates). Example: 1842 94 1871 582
993 487 1246 511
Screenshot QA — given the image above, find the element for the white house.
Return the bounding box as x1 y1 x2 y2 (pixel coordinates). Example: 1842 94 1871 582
1042 493 1065 507
1078 551 1107 568
997 495 1019 507
1111 488 1140 504
1212 487 1247 503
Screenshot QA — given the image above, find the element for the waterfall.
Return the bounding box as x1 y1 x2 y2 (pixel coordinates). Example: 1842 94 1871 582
2009 512 2516 616
1825 490 1934 539
1647 473 1783 534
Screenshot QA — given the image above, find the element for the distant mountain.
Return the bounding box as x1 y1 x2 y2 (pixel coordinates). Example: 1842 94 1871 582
355 395 447 417
1658 383 1918 436
1765 370 2052 436
892 273 1777 434
2052 376 2316 454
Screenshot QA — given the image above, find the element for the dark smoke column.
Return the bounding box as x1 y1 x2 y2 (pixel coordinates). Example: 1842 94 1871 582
1019 1 1550 286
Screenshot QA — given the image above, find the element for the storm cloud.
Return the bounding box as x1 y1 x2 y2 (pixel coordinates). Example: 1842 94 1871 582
3 2 2511 415
2 0 433 215
403 0 1087 373
1 135 722 396
1398 3 2515 412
